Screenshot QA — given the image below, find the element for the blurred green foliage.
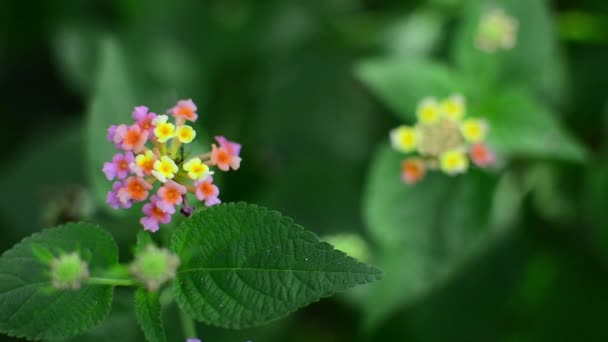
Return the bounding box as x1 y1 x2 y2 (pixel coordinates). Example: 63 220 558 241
1 0 607 341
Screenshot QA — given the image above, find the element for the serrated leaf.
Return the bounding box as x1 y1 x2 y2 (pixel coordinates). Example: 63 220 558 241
355 59 461 122
0 223 118 340
171 203 382 329
135 289 166 342
362 144 518 328
60 289 142 342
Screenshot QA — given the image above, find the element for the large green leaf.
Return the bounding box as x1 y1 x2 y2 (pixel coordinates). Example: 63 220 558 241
362 144 518 328
0 223 118 340
355 59 462 122
134 289 166 342
171 202 382 329
479 90 587 162
86 38 138 207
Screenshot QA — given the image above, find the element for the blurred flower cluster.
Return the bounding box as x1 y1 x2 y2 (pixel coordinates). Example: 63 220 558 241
476 8 519 52
390 94 494 185
103 99 241 232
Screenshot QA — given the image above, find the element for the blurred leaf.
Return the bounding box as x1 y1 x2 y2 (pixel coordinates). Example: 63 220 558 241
362 144 517 328
370 231 529 342
135 230 155 255
382 10 444 58
53 24 101 96
582 161 608 261
171 203 382 329
452 0 560 95
0 223 117 340
356 59 461 122
86 38 138 208
135 288 166 342
502 236 608 341
525 163 577 223
0 125 85 239
479 90 587 162
255 157 364 236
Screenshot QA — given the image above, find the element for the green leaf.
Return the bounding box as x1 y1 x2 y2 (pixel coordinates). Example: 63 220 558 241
171 203 382 329
480 90 587 162
0 222 118 340
86 37 138 207
355 59 461 122
61 289 142 342
134 289 166 342
362 144 518 328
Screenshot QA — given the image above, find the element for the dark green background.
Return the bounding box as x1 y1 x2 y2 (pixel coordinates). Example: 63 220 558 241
1 0 607 341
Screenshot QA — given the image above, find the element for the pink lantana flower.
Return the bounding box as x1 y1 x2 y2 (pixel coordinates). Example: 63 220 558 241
470 142 495 167
157 180 187 213
401 158 426 185
140 196 172 233
186 339 201 342
170 99 198 122
107 125 118 142
117 176 152 205
120 124 149 153
132 106 157 134
103 152 135 180
107 181 132 209
195 176 220 207
211 136 242 171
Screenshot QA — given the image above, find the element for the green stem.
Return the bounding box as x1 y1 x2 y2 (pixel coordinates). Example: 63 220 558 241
180 307 197 339
87 277 137 287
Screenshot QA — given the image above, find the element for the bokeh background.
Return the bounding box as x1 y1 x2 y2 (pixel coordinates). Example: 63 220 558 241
1 0 608 341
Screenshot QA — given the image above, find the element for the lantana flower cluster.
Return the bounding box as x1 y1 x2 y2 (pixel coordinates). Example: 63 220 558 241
103 99 241 232
389 94 495 185
475 8 519 53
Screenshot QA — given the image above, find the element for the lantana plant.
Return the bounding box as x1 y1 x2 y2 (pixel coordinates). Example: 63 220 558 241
0 100 382 342
389 94 495 185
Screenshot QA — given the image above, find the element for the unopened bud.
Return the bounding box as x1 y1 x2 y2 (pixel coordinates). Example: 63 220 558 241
130 245 180 291
50 252 90 290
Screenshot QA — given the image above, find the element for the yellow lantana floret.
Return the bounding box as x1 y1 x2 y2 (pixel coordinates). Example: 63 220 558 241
416 97 440 124
183 158 213 180
153 115 176 143
390 126 418 153
440 94 466 121
439 149 469 175
461 118 488 143
152 156 178 183
176 125 196 144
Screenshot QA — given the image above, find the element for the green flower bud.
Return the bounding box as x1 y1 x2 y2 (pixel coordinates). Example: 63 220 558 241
50 252 90 290
130 245 180 291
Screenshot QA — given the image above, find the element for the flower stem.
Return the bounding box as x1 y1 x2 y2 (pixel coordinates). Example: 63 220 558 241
180 307 197 339
87 277 137 287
